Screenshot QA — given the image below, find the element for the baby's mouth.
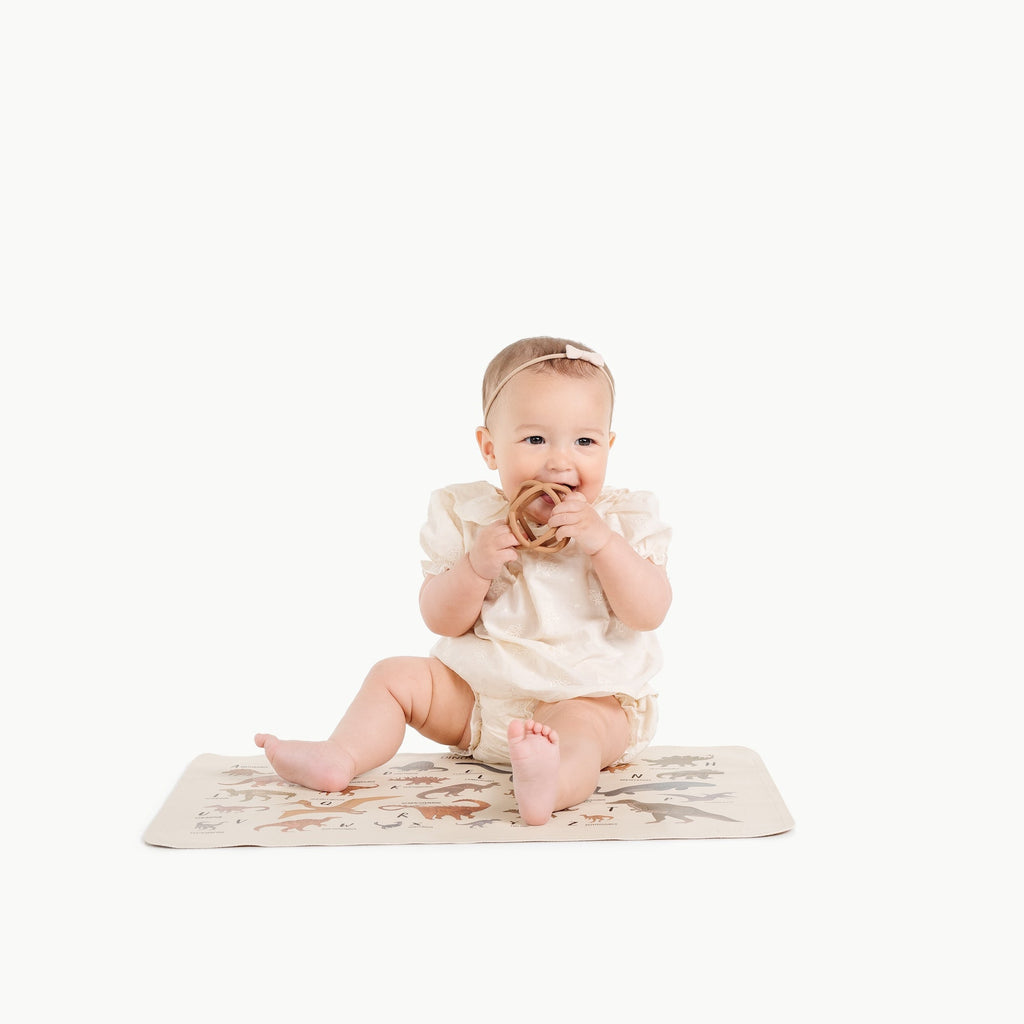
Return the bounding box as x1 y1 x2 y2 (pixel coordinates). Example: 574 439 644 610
535 483 576 507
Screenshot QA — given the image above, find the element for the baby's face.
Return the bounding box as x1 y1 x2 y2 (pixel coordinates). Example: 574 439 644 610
477 369 615 523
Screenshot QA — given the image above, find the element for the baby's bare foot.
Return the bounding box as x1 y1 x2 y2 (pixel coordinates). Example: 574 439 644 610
508 719 560 825
254 733 356 793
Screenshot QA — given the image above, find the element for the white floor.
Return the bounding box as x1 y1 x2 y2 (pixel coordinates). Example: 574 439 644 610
4 5 1019 1021
11 720 1017 1022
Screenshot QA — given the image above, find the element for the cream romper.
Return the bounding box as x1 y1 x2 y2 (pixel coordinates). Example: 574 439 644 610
420 481 671 765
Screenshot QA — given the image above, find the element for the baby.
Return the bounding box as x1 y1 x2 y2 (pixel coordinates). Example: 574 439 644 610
256 337 672 824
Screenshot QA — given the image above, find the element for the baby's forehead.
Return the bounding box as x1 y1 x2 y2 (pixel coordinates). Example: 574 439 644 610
496 369 613 424
510 365 609 396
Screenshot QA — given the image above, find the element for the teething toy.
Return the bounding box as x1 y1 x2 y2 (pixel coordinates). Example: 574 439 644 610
507 480 572 552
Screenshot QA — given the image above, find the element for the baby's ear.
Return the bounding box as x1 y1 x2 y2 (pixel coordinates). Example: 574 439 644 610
476 426 498 469
608 431 616 449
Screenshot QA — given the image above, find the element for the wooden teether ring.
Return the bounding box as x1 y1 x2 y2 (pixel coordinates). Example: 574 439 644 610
507 480 572 552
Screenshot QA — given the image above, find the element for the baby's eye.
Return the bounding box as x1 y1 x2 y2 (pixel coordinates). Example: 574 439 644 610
525 435 545 445
576 437 594 447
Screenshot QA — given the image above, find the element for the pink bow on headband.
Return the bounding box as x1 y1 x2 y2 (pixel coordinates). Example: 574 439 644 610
565 344 605 367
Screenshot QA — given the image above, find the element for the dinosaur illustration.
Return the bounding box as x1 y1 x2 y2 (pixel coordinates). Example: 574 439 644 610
254 817 334 832
204 804 270 814
375 820 402 829
386 760 447 773
278 796 387 819
380 799 491 821
602 762 635 774
582 813 614 823
459 818 503 828
317 784 379 796
416 782 498 799
656 770 723 781
243 774 296 788
387 776 449 785
218 787 296 801
646 754 714 768
597 780 714 797
679 792 735 803
451 761 512 776
608 799 739 824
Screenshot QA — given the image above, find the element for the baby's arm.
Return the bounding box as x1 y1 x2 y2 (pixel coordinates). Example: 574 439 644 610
419 522 519 637
589 534 672 631
548 492 671 631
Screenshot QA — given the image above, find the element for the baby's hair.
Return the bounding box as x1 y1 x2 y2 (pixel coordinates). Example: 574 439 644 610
481 337 616 422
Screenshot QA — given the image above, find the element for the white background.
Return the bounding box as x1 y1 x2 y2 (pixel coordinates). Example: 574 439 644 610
3 2 1020 1021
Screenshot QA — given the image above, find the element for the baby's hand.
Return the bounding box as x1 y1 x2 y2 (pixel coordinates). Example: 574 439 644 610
547 491 613 556
468 522 520 580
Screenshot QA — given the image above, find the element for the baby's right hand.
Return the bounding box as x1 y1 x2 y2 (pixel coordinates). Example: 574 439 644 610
468 522 520 580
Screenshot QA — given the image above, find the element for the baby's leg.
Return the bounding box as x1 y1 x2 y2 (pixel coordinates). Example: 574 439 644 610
508 696 629 825
255 657 474 792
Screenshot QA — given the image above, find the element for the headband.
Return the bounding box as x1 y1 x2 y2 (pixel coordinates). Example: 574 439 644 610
482 344 615 422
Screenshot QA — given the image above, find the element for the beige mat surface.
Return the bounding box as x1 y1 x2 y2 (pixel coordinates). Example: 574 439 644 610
145 746 793 847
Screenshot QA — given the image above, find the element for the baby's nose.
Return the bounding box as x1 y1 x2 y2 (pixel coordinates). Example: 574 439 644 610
545 446 573 472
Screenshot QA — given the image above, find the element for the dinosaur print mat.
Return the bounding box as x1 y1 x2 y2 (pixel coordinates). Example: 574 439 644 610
144 746 793 847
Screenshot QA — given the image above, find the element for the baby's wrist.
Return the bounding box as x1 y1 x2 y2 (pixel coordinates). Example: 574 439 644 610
583 526 616 558
466 551 497 583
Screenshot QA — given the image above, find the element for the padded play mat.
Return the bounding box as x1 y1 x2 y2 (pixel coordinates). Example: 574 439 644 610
144 746 794 847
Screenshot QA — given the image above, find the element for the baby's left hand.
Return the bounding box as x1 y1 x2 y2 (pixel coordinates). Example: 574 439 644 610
547 491 613 556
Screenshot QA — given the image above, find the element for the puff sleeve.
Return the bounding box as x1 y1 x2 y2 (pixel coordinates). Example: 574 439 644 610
598 489 672 566
419 488 467 577
419 481 508 577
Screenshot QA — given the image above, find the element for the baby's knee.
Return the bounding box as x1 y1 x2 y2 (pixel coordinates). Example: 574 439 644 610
364 656 430 691
537 696 630 754
539 694 622 727
362 657 435 712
